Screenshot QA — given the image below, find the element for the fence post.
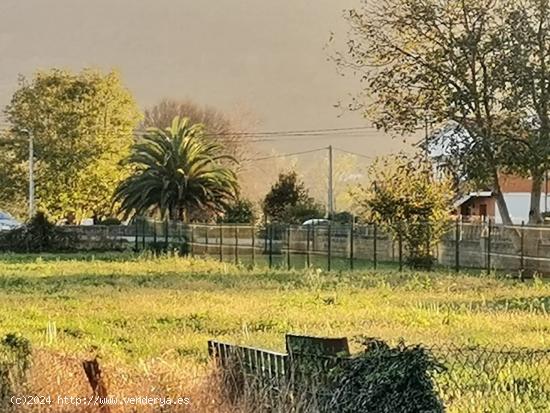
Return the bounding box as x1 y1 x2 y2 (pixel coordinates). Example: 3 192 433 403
327 222 332 271
426 221 431 263
487 219 492 275
306 225 311 268
142 219 146 250
287 225 291 270
190 225 194 257
455 217 460 273
134 218 139 252
164 218 169 252
268 224 273 268
350 220 355 271
219 224 223 262
398 222 403 272
520 221 525 280
205 225 209 255
153 220 157 246
373 222 378 270
251 225 256 267
234 225 239 265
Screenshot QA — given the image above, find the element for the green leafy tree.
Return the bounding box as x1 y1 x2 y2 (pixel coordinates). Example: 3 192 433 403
2 68 141 221
220 199 256 224
281 199 325 225
333 0 550 226
354 154 453 268
263 171 324 223
114 116 239 221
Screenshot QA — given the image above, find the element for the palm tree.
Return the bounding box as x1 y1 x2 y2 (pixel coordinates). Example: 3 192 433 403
114 116 238 221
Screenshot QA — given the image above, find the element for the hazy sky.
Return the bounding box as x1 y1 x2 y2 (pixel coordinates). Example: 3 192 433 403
0 0 412 155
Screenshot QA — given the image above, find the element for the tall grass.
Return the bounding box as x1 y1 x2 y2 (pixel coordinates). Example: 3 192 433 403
0 252 548 411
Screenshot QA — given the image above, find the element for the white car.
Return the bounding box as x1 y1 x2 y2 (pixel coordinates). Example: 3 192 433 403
0 211 22 231
301 218 331 226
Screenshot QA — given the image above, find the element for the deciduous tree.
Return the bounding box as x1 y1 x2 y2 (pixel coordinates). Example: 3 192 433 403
2 69 141 221
333 0 550 225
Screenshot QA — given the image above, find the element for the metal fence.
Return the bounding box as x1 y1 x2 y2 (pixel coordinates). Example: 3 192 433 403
127 218 550 276
208 339 550 413
4 217 549 275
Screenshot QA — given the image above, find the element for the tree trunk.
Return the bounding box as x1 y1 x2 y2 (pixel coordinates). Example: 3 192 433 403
493 174 522 249
529 170 544 225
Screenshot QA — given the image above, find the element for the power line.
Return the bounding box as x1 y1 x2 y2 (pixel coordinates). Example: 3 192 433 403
133 125 377 137
244 147 327 162
333 147 374 159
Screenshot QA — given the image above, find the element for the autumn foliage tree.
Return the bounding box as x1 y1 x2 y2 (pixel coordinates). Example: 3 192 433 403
144 98 254 164
354 154 453 268
334 0 550 225
2 69 141 222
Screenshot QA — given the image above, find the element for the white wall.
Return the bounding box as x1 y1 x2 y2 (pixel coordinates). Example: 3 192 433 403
495 193 548 224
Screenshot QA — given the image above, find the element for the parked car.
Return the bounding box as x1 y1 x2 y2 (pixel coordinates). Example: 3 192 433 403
301 218 330 226
0 211 22 231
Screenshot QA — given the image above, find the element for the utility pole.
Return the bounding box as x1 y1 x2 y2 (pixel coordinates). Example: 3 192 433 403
28 129 34 219
19 128 35 219
545 170 548 214
328 145 334 218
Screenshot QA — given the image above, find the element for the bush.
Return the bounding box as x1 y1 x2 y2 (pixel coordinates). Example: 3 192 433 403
354 154 453 270
0 333 31 410
221 199 256 224
323 338 445 413
0 212 77 252
99 217 122 226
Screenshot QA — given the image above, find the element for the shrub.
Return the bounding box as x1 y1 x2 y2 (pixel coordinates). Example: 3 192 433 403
99 217 122 226
0 333 31 410
221 199 256 224
354 154 453 270
0 212 77 252
323 338 445 413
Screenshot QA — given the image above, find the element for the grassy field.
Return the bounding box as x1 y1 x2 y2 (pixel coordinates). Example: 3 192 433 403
0 252 548 411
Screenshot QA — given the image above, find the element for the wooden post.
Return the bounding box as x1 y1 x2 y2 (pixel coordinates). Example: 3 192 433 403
82 358 111 413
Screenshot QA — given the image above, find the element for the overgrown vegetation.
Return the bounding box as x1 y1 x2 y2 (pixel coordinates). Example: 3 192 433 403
0 333 31 410
0 212 76 253
0 254 547 411
220 199 256 224
324 339 444 413
354 154 453 269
